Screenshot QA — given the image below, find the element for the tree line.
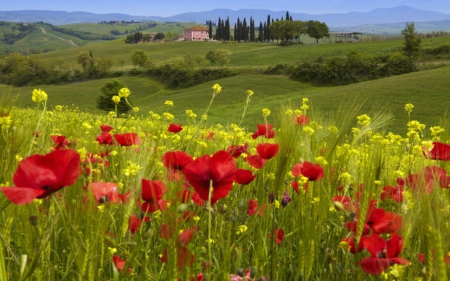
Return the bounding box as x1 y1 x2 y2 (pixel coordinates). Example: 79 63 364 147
211 11 329 43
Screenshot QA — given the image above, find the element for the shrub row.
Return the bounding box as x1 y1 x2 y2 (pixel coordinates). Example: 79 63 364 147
134 65 237 89
265 51 416 85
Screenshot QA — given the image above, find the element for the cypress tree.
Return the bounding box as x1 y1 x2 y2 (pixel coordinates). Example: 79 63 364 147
208 21 213 39
221 19 225 40
263 22 267 41
225 17 230 41
216 17 222 40
286 11 290 21
236 17 241 41
243 18 248 41
258 21 263 41
266 15 271 41
249 17 254 41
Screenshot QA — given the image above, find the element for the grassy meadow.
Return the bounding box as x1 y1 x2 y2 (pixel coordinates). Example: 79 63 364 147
3 23 450 280
3 64 450 134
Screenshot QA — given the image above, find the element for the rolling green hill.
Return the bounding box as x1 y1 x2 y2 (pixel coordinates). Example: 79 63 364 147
28 35 450 72
3 65 449 134
60 22 203 37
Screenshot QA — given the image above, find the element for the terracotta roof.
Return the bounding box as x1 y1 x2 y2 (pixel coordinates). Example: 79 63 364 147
184 25 209 31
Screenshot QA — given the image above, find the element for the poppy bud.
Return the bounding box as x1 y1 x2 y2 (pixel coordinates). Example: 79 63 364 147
177 203 189 213
281 191 291 207
268 192 275 203
29 215 38 226
236 268 244 277
333 201 344 212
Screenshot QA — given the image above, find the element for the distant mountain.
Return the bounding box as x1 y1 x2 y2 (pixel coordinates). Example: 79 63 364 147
0 10 157 25
1 6 450 29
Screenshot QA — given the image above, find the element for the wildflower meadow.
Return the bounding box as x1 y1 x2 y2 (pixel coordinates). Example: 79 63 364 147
1 85 450 281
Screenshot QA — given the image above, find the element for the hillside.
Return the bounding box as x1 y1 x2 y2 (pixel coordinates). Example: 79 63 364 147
3 65 450 133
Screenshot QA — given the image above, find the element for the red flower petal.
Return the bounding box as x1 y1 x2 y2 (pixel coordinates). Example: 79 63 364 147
90 182 120 204
234 169 256 185
245 155 267 169
114 133 141 146
424 141 450 160
162 151 193 170
291 161 324 181
256 143 279 160
168 123 183 133
359 257 390 274
183 150 236 204
0 187 46 205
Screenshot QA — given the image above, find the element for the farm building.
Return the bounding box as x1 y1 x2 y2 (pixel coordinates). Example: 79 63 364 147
327 32 363 43
183 26 210 41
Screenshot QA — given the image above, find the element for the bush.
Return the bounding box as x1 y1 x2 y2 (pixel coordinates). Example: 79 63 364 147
145 65 236 89
96 80 131 114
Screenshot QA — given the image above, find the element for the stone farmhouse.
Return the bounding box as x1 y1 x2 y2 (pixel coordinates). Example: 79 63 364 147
183 26 210 41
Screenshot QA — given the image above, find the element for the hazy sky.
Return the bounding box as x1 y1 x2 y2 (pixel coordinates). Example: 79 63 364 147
3 0 450 16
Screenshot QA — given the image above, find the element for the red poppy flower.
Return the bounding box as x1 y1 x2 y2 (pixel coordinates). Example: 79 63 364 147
226 143 249 158
160 224 196 268
380 180 404 202
1 149 80 204
176 189 193 203
272 228 284 245
291 181 300 194
256 143 279 160
100 124 113 133
291 162 324 181
346 206 402 235
90 182 120 204
234 169 256 185
168 123 183 133
247 199 258 216
51 135 71 150
293 114 309 126
114 133 141 146
162 151 193 181
182 150 237 205
96 132 113 145
128 214 150 235
161 247 194 268
343 235 364 253
176 226 198 247
162 151 193 170
141 179 168 213
191 191 206 206
119 190 131 203
202 131 215 140
245 154 267 169
251 124 275 139
230 269 252 281
112 255 132 273
423 141 450 160
359 233 410 274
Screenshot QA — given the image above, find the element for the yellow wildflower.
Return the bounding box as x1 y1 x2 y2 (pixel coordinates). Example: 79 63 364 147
212 84 222 94
32 89 48 103
118 88 130 98
111 95 121 104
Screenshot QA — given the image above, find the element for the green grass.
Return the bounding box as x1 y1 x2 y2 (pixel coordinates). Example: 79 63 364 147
30 36 450 71
5 65 450 134
60 22 202 36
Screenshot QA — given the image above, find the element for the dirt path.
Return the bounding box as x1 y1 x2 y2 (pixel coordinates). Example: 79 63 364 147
40 27 78 47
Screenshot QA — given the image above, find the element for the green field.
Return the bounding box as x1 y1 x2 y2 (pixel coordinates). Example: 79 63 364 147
30 35 450 72
60 22 203 37
4 64 450 134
